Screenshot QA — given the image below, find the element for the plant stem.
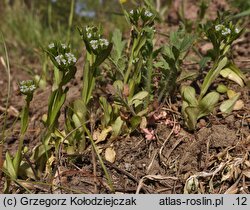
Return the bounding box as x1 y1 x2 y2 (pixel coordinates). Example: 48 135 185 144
67 0 75 43
82 124 114 193
124 40 136 84
146 54 153 106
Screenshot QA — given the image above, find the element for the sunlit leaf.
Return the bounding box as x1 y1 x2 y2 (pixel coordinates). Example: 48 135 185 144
199 91 220 118
220 93 240 113
200 57 228 98
181 86 198 106
220 68 244 87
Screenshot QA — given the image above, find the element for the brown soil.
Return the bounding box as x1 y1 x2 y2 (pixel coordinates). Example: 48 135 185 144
0 1 249 194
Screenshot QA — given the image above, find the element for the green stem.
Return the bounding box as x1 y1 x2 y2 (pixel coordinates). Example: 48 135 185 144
67 0 75 43
146 54 153 106
82 124 114 193
124 39 137 84
13 99 30 178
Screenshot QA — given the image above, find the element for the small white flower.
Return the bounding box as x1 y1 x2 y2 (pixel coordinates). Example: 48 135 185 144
99 38 109 47
61 43 67 49
215 24 223 31
61 58 67 65
235 28 240 34
90 40 98 50
30 85 36 91
144 10 153 17
221 28 231 36
87 33 92 39
55 54 63 65
48 43 55 49
65 53 77 64
86 26 91 32
130 10 134 15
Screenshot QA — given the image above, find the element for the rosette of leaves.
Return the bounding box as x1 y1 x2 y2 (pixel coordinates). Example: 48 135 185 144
181 85 220 131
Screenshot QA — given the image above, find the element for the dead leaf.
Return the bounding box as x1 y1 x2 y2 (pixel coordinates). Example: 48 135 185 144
105 147 116 163
242 169 250 178
233 100 244 110
106 84 116 95
123 84 130 97
95 126 112 144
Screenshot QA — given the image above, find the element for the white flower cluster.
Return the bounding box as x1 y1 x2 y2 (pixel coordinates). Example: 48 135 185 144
85 26 101 40
19 80 36 94
48 43 67 49
221 28 231 36
215 24 239 36
61 43 67 49
129 9 152 18
215 24 223 31
144 10 153 17
90 38 109 50
55 53 76 66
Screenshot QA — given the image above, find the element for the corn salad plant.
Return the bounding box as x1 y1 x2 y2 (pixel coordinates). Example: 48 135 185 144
181 14 246 130
4 80 36 191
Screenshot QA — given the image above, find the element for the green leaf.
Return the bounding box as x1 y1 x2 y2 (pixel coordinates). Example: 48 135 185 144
228 62 246 82
94 43 113 68
198 91 220 118
111 116 123 137
185 106 200 131
181 86 198 106
232 8 250 19
129 91 148 106
5 151 16 179
180 34 195 52
220 93 241 114
220 68 244 87
30 144 52 163
73 99 87 119
61 66 77 86
100 96 112 126
216 84 228 93
177 70 198 82
130 116 142 131
113 80 124 92
200 57 228 98
117 57 126 72
199 56 211 69
112 28 126 60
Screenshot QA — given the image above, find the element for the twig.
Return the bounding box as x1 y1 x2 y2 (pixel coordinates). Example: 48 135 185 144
136 175 178 194
103 160 150 193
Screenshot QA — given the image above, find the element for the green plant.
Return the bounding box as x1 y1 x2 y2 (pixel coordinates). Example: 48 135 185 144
96 6 158 135
181 14 246 131
157 27 195 102
4 80 36 191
